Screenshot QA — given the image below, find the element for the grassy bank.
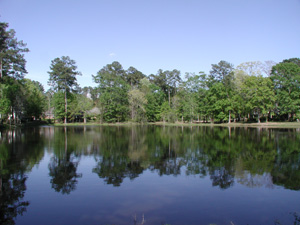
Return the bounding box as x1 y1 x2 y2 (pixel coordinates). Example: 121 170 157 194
2 121 300 129
49 121 300 128
154 121 300 128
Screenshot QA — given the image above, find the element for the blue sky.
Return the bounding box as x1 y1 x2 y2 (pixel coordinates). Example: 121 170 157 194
1 0 300 90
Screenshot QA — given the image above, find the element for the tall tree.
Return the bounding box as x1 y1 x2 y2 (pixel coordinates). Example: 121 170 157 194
48 56 81 124
125 66 145 88
209 60 234 86
282 58 300 67
68 93 93 123
92 61 129 122
0 22 29 81
140 77 164 122
236 61 263 77
128 89 147 122
149 69 181 106
209 60 235 122
270 59 300 120
241 76 275 123
23 79 46 119
177 72 206 122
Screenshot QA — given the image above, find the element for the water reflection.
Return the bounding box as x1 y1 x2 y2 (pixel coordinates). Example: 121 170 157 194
48 127 82 194
2 126 300 191
0 128 45 224
1 126 300 223
41 126 300 190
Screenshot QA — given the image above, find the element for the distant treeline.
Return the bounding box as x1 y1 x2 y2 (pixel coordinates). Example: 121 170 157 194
1 22 300 124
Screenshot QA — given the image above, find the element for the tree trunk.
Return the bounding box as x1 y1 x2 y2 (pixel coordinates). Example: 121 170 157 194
84 117 87 124
168 88 171 107
64 126 67 154
64 89 67 124
228 110 231 124
258 112 261 123
0 58 2 80
0 159 2 194
131 106 134 121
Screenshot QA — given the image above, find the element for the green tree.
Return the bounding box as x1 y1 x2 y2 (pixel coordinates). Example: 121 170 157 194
0 22 29 81
68 93 93 123
0 78 25 123
241 76 275 123
177 72 206 122
282 58 300 67
149 69 181 107
209 60 234 86
205 82 229 122
128 89 147 122
270 60 300 120
209 61 235 122
125 66 145 88
0 83 11 121
92 61 129 122
140 78 164 122
23 79 46 119
48 56 81 124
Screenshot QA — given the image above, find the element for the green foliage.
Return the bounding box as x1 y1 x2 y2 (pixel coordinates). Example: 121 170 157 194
128 88 147 122
53 91 66 121
149 69 181 105
0 28 298 127
271 60 300 120
125 66 145 88
0 83 11 117
23 79 46 119
0 22 29 80
205 82 229 122
53 91 76 122
93 61 129 122
48 56 81 92
241 76 275 122
209 60 234 88
141 78 165 122
160 101 177 123
48 56 81 123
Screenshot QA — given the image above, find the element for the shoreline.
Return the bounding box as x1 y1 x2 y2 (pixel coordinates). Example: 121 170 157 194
44 121 300 129
2 121 300 129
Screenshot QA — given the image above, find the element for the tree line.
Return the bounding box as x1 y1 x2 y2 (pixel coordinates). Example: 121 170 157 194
1 22 300 125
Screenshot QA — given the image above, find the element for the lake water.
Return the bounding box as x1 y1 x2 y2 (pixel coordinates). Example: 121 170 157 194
0 125 300 225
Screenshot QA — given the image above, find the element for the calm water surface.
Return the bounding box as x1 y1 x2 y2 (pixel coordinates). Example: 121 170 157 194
0 125 300 225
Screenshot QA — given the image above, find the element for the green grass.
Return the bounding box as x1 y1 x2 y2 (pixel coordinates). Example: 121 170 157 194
49 121 300 128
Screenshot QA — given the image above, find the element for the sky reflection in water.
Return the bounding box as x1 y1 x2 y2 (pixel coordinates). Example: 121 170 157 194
0 126 300 225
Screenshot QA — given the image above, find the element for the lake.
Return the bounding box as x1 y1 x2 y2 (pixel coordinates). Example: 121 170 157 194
0 125 300 225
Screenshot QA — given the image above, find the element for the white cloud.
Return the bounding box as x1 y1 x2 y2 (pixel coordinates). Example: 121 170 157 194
109 52 116 57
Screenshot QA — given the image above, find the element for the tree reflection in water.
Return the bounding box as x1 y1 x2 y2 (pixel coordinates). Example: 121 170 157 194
93 157 143 186
0 128 45 224
0 126 300 224
49 155 82 194
48 127 82 194
0 173 29 225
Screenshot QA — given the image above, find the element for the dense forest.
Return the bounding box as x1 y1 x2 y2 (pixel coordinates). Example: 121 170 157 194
1 22 300 125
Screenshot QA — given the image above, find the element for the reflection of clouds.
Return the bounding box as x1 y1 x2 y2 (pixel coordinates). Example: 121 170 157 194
77 181 182 224
236 171 274 189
